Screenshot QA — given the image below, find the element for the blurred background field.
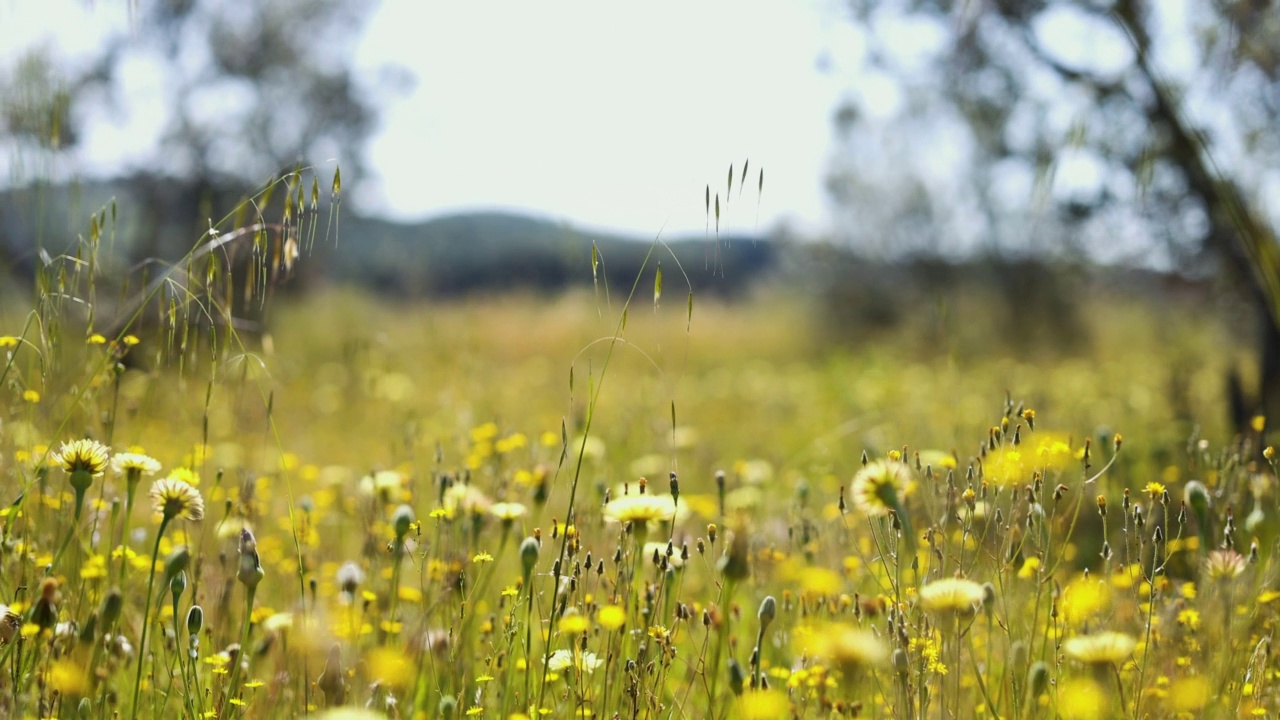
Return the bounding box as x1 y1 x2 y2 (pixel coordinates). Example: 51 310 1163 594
4 2 1280 718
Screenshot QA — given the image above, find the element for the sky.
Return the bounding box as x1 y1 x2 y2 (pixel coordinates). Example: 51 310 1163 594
0 0 853 239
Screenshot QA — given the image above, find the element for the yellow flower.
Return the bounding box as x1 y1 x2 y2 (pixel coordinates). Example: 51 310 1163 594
918 577 986 614
1166 676 1211 713
111 453 162 477
443 483 493 517
46 659 89 697
1144 482 1165 499
603 494 678 525
1062 631 1136 665
22 389 39 403
87 333 106 345
794 623 888 670
366 647 413 688
1205 550 1246 581
1057 677 1108 720
557 611 590 634
1061 576 1111 626
546 649 601 674
596 605 626 631
849 460 910 517
984 432 1074 486
150 478 206 521
736 690 790 720
489 502 528 522
0 336 18 347
55 439 111 475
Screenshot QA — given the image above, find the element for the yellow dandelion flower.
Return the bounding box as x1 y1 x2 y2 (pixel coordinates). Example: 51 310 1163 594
489 502 528 522
1167 676 1211 713
1062 631 1137 666
22 389 39 403
1057 677 1109 720
1061 575 1111 626
736 690 790 720
443 483 493 517
546 649 601 674
603 494 678 525
47 659 89 697
1206 549 1246 581
366 647 413 687
88 333 106 345
55 439 111 475
0 336 18 347
918 577 986 614
849 460 910 517
558 611 590 634
111 452 162 477
150 478 206 521
597 605 626 631
795 623 888 671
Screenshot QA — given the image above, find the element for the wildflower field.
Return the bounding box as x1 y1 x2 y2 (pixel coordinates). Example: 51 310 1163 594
0 185 1274 720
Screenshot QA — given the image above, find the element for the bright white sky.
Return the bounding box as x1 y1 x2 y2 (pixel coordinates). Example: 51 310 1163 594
0 0 852 238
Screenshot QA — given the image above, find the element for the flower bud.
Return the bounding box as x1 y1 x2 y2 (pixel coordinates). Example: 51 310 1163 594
520 536 540 581
392 504 415 539
99 588 124 629
757 595 777 632
237 529 265 589
186 605 204 636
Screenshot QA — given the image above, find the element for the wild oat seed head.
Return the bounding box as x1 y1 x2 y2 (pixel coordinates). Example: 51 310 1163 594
55 439 111 475
1062 631 1137 665
110 452 161 477
149 478 205 521
918 577 986 614
849 460 911 517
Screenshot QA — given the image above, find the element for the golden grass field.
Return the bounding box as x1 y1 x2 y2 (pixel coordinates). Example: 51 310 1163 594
0 210 1274 720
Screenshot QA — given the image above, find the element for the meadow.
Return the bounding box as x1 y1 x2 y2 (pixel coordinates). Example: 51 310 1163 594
0 188 1272 720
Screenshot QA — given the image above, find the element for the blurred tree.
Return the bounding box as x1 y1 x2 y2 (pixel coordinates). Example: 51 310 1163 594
0 0 377 267
826 0 1280 430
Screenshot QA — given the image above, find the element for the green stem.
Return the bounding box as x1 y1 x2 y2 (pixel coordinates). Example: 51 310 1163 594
130 514 171 720
223 584 258 714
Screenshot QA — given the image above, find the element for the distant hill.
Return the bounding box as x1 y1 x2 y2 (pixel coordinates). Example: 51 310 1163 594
322 212 775 298
0 179 778 299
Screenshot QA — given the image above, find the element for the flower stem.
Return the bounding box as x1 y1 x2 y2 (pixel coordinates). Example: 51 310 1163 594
130 514 171 720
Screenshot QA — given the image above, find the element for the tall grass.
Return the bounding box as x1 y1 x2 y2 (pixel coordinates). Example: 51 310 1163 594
0 168 1271 720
